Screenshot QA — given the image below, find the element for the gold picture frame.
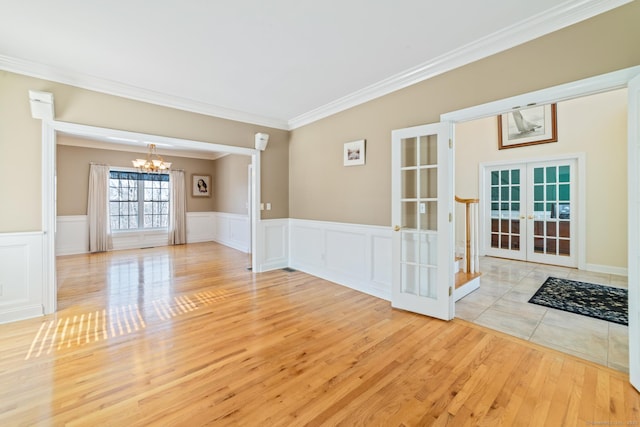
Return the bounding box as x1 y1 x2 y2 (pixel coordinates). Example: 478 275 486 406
498 104 557 149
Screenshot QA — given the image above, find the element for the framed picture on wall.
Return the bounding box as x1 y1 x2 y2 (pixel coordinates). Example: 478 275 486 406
498 104 558 149
343 139 366 166
192 174 211 197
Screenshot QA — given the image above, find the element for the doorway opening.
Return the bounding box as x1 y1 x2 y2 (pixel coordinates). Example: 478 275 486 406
41 120 262 314
452 88 629 372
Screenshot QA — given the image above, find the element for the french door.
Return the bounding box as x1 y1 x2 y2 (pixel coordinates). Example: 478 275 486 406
484 158 577 268
391 122 453 320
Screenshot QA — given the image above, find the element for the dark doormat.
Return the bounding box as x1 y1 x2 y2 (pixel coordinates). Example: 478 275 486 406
528 276 628 326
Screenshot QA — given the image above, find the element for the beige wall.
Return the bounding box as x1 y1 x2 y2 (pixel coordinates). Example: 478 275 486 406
212 154 251 215
56 141 219 215
0 71 42 230
0 72 289 232
2 2 640 235
288 2 640 227
456 89 628 268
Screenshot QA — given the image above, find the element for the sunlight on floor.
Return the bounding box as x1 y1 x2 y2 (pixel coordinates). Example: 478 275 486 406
25 289 231 360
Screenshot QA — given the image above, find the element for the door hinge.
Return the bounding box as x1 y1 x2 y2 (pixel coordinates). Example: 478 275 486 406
449 213 452 222
449 287 453 296
449 139 453 149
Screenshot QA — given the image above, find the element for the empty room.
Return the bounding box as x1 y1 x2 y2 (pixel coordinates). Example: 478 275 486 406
1 1 639 425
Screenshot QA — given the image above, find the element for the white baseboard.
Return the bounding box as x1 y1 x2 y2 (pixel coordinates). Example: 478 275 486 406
0 304 44 324
289 219 392 300
0 232 44 324
585 263 628 277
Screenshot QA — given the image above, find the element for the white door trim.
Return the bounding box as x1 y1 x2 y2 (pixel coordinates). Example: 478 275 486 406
442 66 640 123
627 73 640 391
478 153 586 269
40 120 263 314
442 65 640 391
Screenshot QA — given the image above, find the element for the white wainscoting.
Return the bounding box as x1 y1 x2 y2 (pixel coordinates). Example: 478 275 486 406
111 230 170 251
289 219 392 300
56 215 88 255
259 219 289 271
186 212 217 243
55 212 251 254
213 212 250 253
0 232 44 323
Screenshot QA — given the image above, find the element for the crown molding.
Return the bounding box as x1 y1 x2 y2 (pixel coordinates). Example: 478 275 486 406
288 0 632 130
0 54 289 130
0 0 630 131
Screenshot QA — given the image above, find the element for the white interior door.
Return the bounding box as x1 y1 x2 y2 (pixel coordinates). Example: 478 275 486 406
483 158 577 268
627 73 640 392
484 164 527 261
526 159 576 267
391 122 453 320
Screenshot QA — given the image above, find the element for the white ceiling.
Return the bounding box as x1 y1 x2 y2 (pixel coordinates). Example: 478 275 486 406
0 0 630 130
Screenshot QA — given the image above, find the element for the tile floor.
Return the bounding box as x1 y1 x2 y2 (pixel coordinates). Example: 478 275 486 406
455 256 629 372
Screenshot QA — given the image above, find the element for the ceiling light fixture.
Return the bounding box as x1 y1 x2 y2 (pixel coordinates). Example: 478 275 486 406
132 143 171 173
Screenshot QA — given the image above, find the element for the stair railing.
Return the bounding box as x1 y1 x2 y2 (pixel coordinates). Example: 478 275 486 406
455 196 480 274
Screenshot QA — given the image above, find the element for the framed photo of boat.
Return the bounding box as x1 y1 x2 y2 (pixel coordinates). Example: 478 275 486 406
498 104 557 149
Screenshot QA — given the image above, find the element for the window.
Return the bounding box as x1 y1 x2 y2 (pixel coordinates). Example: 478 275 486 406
109 171 169 231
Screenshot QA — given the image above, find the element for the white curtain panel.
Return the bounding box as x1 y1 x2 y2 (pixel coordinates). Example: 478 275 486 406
169 170 187 245
87 164 113 252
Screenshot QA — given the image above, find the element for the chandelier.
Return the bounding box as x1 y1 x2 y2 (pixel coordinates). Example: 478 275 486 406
132 144 171 173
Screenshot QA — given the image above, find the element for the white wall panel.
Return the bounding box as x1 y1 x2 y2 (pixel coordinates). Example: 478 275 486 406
325 230 367 278
111 230 169 251
186 212 216 243
371 234 393 291
289 219 392 300
56 215 88 255
260 219 289 271
290 223 325 267
213 212 250 253
55 212 228 253
0 232 44 323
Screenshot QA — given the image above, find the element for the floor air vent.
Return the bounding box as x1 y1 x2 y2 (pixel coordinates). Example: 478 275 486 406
282 267 296 272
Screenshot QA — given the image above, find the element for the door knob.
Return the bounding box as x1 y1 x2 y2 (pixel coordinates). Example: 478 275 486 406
394 225 401 232
528 215 534 220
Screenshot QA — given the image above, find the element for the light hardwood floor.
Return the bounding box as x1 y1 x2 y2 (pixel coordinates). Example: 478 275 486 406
0 242 638 425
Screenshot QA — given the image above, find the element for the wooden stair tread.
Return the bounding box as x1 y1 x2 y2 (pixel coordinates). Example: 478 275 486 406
455 271 482 289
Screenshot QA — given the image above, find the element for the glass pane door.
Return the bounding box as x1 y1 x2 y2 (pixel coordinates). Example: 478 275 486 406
392 122 452 320
483 159 576 267
400 135 438 298
484 165 526 261
528 160 575 266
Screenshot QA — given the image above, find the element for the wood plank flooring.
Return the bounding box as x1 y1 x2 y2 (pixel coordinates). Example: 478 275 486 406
0 242 638 425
